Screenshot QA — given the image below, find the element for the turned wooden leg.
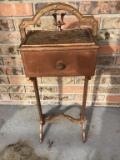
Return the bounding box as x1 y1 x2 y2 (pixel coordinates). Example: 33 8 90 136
81 76 90 143
30 77 44 143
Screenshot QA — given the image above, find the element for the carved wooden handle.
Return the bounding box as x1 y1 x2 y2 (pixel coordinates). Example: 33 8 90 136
19 2 98 42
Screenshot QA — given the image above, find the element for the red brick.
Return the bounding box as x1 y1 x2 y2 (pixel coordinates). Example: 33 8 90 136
8 77 41 84
35 2 79 15
100 2 109 14
80 1 120 15
110 77 120 85
9 77 32 84
0 93 10 100
96 67 120 75
0 86 8 92
65 2 79 10
3 57 23 67
102 17 120 29
107 95 120 102
109 1 120 14
63 17 79 29
80 1 100 14
42 94 74 101
116 56 120 65
25 86 57 93
0 66 23 75
0 100 30 105
80 2 91 5
0 3 33 16
63 16 100 30
14 17 55 31
0 45 19 55
98 44 120 54
98 30 120 43
89 95 105 102
74 94 105 102
59 86 84 93
0 19 14 31
0 32 20 43
97 56 114 66
11 93 36 100
0 57 3 65
91 86 120 94
35 3 49 13
0 76 9 84
0 85 25 93
42 77 74 84
74 94 82 101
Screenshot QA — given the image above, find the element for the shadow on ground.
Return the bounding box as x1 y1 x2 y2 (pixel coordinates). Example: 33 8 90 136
0 105 120 160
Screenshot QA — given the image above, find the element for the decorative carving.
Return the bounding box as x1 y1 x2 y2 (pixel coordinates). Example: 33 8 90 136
44 113 86 142
45 113 81 123
19 2 98 42
52 12 66 31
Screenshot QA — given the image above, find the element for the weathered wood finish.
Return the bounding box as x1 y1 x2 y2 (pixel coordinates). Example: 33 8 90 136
21 49 97 77
19 2 99 143
24 29 95 45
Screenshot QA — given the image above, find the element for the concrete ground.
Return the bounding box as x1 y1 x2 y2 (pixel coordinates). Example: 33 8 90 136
0 104 120 160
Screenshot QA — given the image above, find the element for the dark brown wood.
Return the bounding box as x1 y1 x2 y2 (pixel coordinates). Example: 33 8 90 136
21 49 97 77
24 29 95 45
80 76 90 142
81 76 90 118
30 77 44 143
19 2 99 143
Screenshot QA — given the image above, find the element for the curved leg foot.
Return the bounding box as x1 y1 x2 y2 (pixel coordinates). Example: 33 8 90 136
82 128 86 143
80 113 86 143
40 123 43 143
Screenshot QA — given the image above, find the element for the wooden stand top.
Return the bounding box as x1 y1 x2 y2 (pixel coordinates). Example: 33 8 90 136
22 29 96 47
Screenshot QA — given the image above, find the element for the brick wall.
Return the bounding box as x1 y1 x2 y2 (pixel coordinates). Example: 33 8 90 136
0 1 120 107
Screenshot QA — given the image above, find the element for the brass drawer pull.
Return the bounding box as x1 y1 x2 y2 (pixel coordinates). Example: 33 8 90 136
55 61 66 70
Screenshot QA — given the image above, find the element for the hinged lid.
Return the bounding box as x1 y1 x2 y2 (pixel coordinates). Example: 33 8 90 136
23 29 95 46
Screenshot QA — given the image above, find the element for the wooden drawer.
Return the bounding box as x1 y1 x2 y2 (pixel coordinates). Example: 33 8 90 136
21 49 97 77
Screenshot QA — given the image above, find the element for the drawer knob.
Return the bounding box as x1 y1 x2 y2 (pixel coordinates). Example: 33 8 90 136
55 61 66 70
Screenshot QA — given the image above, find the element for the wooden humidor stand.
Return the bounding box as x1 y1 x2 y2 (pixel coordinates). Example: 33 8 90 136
19 3 99 143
